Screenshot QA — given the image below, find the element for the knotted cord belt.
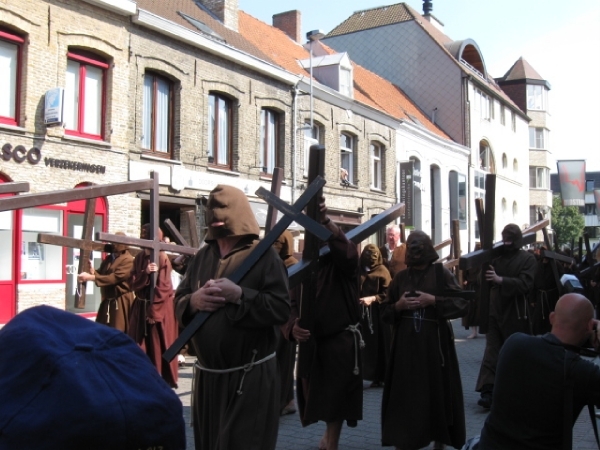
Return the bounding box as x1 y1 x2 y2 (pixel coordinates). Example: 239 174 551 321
345 323 365 375
104 297 117 324
194 350 276 395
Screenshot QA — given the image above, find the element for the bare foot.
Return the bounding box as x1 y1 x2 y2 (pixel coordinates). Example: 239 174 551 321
467 333 477 339
319 433 327 450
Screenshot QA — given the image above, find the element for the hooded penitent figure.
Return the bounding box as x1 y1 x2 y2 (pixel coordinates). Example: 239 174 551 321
174 184 290 450
128 224 178 388
78 232 135 333
475 223 537 408
381 231 468 450
359 244 392 387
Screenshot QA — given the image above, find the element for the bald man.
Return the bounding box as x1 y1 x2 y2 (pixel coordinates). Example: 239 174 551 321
478 293 600 450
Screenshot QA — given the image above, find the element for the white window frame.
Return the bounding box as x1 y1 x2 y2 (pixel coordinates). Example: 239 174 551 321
260 109 279 174
303 122 319 177
340 133 354 184
527 84 548 111
370 142 382 190
529 127 548 150
529 166 549 189
208 93 232 168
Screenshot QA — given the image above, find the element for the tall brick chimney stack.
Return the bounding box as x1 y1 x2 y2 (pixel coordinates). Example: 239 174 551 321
273 10 302 43
198 0 239 32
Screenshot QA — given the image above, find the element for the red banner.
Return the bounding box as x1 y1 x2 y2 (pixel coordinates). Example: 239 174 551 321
556 160 586 206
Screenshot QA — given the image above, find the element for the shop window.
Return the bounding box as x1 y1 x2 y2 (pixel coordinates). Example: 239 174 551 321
20 208 64 281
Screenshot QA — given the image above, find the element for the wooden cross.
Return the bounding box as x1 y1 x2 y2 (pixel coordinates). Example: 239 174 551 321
163 171 331 362
458 174 548 331
536 210 573 296
0 176 166 309
0 182 29 195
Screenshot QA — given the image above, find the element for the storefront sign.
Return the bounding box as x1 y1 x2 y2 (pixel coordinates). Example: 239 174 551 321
44 157 106 174
1 143 42 165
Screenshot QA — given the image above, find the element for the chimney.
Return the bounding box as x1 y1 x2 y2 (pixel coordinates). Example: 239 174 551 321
198 0 239 32
273 10 301 43
422 0 444 32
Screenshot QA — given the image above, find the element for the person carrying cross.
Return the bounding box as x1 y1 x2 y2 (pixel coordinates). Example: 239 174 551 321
77 232 135 333
380 230 468 450
290 197 363 450
128 224 179 388
475 223 537 409
174 184 291 450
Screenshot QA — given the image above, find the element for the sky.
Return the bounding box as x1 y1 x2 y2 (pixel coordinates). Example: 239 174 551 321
239 0 600 172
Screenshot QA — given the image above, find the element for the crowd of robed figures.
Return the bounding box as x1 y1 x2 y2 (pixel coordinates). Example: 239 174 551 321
77 184 600 450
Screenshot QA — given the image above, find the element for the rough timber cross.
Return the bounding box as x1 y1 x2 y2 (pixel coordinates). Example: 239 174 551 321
162 163 331 362
0 173 196 309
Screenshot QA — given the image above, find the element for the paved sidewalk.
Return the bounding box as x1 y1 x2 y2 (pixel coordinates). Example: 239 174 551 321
175 320 600 449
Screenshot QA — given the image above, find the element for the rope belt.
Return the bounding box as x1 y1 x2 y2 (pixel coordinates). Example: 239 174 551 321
105 297 117 323
194 350 276 395
345 323 365 375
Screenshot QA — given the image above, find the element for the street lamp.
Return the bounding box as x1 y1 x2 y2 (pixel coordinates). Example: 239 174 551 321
306 29 325 131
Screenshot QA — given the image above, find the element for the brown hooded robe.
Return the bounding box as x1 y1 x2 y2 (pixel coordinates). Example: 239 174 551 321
175 185 290 450
94 248 135 332
359 244 392 385
381 231 467 449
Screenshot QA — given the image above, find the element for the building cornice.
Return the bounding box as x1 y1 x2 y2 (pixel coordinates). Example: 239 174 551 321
133 9 301 86
399 120 470 158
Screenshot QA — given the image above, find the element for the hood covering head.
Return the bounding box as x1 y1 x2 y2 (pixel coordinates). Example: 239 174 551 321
361 244 383 269
140 224 163 241
273 229 298 268
204 185 260 242
405 231 439 267
113 231 129 253
501 223 523 251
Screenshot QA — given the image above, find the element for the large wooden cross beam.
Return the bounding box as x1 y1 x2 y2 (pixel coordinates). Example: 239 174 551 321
0 175 165 309
0 182 29 195
163 172 330 362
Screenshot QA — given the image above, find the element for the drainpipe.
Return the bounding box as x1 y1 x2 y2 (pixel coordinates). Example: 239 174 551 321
292 84 299 203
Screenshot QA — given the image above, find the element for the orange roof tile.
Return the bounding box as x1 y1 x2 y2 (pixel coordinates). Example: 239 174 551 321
239 11 450 140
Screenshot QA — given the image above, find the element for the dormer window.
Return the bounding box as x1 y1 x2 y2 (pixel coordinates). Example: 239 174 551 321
299 52 353 98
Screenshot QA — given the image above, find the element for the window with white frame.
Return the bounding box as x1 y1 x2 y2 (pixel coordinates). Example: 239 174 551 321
370 142 382 189
260 108 280 174
475 88 491 120
529 166 549 189
208 93 232 168
529 127 548 149
511 110 516 132
339 67 352 97
500 105 506 125
479 141 495 173
64 50 108 139
303 121 320 177
340 133 354 184
0 28 23 126
142 72 173 156
527 84 548 111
